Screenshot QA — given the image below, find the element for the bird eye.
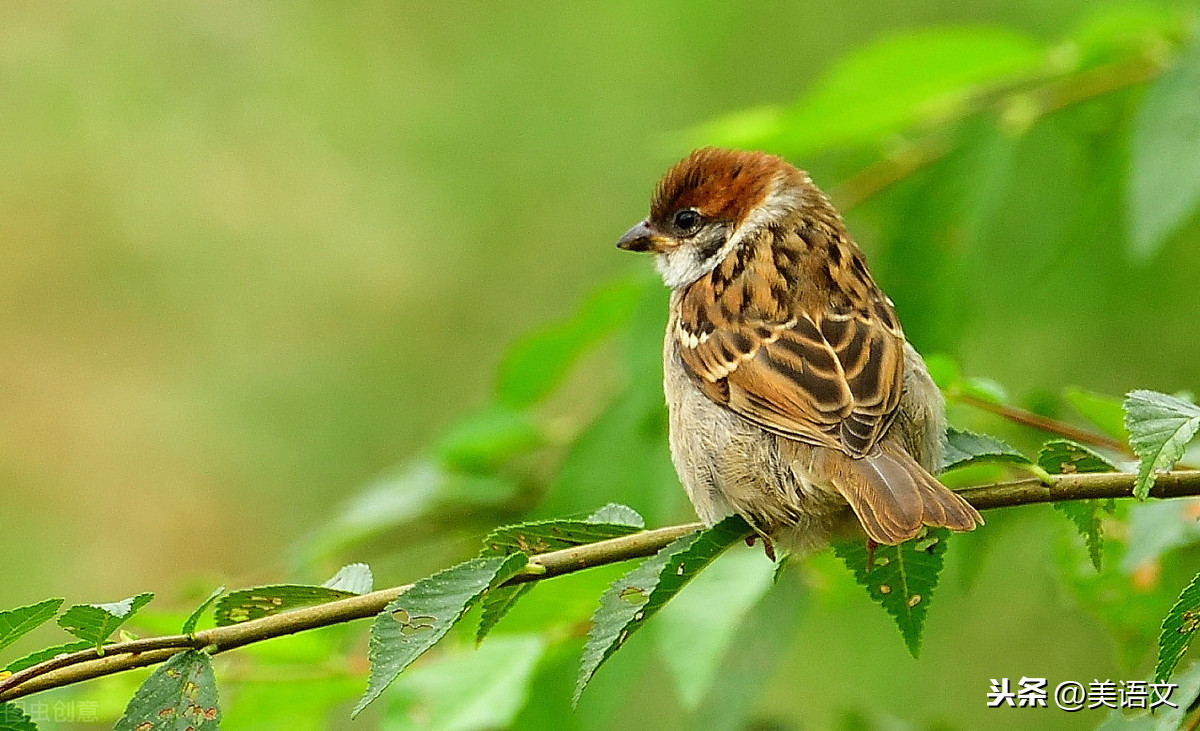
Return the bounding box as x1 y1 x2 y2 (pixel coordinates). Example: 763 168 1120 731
673 208 702 233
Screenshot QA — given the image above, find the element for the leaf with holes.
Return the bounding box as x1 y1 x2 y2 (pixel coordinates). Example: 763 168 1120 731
213 586 356 626
480 519 643 557
0 598 63 653
352 552 528 717
941 427 1029 472
1125 390 1200 499
1040 439 1118 570
834 529 950 657
574 515 749 706
181 587 225 635
113 649 220 731
57 593 154 651
0 702 38 731
1157 571 1200 683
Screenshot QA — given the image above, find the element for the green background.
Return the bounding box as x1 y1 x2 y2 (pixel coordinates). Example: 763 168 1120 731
3 2 1200 729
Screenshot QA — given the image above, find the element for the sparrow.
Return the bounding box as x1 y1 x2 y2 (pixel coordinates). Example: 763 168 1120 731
617 147 982 553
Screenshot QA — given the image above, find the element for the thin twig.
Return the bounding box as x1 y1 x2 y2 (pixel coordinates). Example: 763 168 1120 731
5 473 1200 702
956 392 1131 455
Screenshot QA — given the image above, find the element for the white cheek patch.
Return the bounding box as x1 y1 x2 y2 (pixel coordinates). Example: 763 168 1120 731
653 174 803 291
655 247 707 290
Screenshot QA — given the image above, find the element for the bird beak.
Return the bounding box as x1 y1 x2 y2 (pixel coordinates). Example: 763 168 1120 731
616 220 667 253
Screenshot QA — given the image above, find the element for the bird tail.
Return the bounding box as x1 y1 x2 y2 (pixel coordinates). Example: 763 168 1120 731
829 440 982 545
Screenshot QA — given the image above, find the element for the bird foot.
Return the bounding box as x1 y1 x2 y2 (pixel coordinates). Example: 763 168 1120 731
745 533 777 562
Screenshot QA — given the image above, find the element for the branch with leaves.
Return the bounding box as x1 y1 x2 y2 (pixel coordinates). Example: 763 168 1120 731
2 383 1200 726
6 12 1200 730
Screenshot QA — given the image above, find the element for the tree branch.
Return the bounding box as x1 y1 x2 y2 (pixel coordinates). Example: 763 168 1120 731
4 472 1200 702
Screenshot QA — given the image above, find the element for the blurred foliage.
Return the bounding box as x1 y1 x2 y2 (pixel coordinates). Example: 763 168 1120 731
6 2 1200 730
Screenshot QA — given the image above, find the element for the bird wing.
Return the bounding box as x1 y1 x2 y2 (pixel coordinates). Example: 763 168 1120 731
674 270 905 458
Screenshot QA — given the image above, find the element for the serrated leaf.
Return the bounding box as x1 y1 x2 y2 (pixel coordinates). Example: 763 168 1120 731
1156 571 1200 683
586 503 645 528
0 702 38 731
1128 37 1200 259
833 528 950 657
941 427 1029 471
0 598 63 653
181 587 224 635
213 585 356 626
1125 390 1200 499
435 406 545 474
4 640 92 673
57 593 154 650
1039 439 1118 570
1038 439 1119 475
476 584 535 644
680 27 1043 156
496 277 641 408
323 563 373 595
352 552 527 717
656 548 775 709
480 519 643 557
574 515 749 705
113 649 220 731
1064 387 1130 440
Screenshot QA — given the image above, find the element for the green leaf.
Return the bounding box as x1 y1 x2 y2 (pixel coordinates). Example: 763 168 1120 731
1124 390 1200 499
586 503 645 528
181 587 224 635
1038 438 1120 475
213 585 356 626
435 406 544 474
1063 387 1130 440
352 552 527 717
476 584 535 644
113 649 220 731
1128 37 1200 259
480 519 643 557
1157 571 1200 683
1040 440 1117 570
57 593 154 650
323 563 373 594
496 276 642 408
833 528 950 658
574 515 749 705
0 598 63 652
683 27 1044 157
941 427 1029 471
4 640 92 673
385 634 546 731
0 703 38 731
655 548 775 709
